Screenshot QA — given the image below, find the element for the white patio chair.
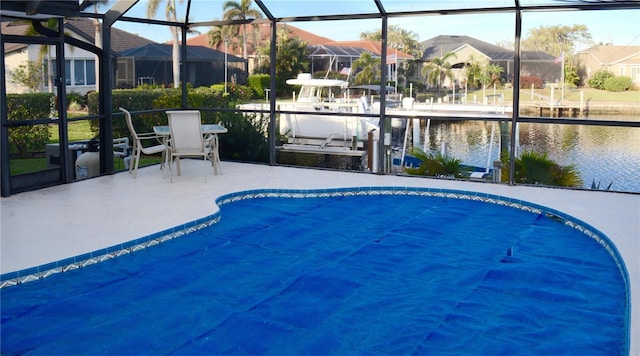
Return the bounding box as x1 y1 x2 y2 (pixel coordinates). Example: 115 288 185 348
166 110 214 182
119 107 168 178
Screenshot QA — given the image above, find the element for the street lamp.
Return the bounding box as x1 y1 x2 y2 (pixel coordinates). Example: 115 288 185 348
224 38 229 94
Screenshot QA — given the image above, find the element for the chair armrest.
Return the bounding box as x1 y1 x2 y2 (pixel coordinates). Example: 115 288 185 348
138 132 161 139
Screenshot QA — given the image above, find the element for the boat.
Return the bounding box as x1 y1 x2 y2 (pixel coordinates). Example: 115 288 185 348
237 74 507 174
278 74 378 150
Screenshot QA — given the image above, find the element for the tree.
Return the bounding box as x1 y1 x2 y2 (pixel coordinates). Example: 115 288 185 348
147 0 183 88
360 25 422 58
422 51 457 88
486 64 504 88
21 19 60 93
521 24 593 57
495 40 514 49
255 27 309 95
522 25 593 88
222 0 263 59
462 55 485 89
352 52 380 85
564 62 580 87
360 25 422 87
208 24 232 49
10 61 45 93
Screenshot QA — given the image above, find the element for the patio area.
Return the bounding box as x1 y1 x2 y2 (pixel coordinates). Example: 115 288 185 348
1 160 638 353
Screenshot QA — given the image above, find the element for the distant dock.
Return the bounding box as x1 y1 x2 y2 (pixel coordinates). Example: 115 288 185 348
533 103 583 117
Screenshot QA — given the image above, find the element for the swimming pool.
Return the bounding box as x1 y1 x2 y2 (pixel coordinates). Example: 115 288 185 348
0 187 629 354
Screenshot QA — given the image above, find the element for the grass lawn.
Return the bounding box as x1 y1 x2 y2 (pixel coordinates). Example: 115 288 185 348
11 116 163 176
457 87 640 103
49 115 96 143
10 154 160 176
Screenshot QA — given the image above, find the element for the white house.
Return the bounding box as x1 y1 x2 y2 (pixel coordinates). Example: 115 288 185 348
2 18 154 95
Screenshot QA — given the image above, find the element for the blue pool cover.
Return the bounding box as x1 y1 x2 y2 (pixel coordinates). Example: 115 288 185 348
0 191 628 354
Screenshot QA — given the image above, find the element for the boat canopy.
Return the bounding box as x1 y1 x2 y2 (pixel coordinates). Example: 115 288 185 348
286 73 347 88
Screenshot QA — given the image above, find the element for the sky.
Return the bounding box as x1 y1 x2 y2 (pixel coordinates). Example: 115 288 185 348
112 1 640 50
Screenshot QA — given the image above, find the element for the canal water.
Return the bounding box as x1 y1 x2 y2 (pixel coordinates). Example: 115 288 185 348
404 116 639 193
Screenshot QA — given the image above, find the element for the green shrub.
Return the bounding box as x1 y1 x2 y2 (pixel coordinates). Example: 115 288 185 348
520 76 544 89
66 92 86 109
6 93 53 158
217 112 269 163
228 83 254 101
404 147 464 178
504 150 583 187
247 74 270 99
88 88 228 139
87 88 168 137
587 70 614 90
403 80 426 97
603 76 632 92
87 87 268 163
208 83 253 102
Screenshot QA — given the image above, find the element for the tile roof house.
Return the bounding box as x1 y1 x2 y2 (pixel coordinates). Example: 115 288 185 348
576 45 640 86
187 23 334 74
324 40 414 61
187 23 332 53
187 23 414 81
420 35 557 87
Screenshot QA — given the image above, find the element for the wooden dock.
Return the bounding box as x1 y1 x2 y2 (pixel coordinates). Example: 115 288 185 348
533 103 583 117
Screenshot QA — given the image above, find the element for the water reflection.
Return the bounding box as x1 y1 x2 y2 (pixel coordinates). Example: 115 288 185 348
412 118 639 192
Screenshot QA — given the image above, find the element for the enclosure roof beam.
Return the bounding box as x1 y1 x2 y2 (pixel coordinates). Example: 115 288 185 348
104 0 139 27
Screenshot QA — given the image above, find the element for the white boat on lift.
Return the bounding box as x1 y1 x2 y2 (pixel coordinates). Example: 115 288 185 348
238 74 509 173
279 73 378 149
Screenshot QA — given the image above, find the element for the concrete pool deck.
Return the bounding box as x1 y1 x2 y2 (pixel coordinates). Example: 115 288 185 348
1 161 638 354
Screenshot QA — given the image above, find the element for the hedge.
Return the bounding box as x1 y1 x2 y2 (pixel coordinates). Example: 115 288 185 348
87 87 269 163
587 70 614 90
603 76 632 92
6 93 53 157
247 74 270 99
519 76 544 89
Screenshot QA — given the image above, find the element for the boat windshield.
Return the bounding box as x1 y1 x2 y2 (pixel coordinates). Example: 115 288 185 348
297 86 319 102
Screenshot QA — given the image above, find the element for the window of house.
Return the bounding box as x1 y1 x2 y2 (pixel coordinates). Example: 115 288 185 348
64 60 71 85
56 59 96 87
631 67 640 82
72 60 96 86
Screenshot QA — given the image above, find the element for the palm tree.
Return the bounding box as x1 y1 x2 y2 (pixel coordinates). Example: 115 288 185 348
504 150 583 187
208 24 223 47
486 64 504 88
421 51 457 89
360 25 421 87
91 1 112 92
147 0 183 88
22 19 59 93
256 27 309 95
208 23 240 51
462 55 484 89
222 0 262 59
404 147 464 178
352 52 380 85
